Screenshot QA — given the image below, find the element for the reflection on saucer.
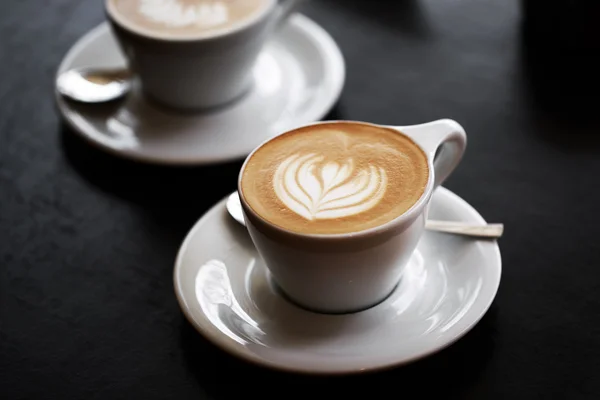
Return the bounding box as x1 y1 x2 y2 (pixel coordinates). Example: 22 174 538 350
195 259 265 346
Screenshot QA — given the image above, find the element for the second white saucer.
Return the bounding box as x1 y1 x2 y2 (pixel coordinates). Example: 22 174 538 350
174 188 502 374
55 15 345 165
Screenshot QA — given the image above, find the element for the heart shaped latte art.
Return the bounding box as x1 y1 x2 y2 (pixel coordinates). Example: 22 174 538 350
273 153 388 221
139 0 228 27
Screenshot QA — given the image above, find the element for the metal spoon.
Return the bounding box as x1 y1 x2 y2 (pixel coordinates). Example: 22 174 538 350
226 192 503 239
56 67 132 103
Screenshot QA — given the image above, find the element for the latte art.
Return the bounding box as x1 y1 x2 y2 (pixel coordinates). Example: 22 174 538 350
274 154 387 221
241 122 429 235
138 0 228 28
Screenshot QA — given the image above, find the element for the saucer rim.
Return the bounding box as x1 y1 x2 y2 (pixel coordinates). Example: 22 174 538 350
173 187 502 375
55 14 346 166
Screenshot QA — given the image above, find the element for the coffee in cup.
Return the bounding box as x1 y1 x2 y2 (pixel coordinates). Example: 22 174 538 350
105 0 304 109
239 119 467 314
241 122 429 235
108 0 272 39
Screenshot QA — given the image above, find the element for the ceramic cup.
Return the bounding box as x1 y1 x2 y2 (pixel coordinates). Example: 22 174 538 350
105 0 304 109
238 119 467 314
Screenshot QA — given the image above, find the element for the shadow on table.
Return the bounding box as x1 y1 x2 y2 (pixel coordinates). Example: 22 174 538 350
323 0 431 38
59 124 241 237
59 104 346 237
180 305 498 399
519 7 600 147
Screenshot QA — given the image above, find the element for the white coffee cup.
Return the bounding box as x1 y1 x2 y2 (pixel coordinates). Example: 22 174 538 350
238 119 467 314
105 0 304 109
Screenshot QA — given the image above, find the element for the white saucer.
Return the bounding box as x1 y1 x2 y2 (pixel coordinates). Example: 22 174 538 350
55 15 345 165
174 188 502 374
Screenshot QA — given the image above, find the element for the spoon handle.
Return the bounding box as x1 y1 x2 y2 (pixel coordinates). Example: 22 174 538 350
227 192 503 239
425 220 504 238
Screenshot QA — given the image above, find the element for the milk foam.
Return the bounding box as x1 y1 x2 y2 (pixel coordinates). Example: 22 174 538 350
138 0 228 28
273 153 388 221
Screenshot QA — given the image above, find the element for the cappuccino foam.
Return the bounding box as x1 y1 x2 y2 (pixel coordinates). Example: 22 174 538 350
241 122 430 235
108 0 271 38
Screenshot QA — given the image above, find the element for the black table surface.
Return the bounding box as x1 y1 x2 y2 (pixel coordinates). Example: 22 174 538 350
2 0 599 399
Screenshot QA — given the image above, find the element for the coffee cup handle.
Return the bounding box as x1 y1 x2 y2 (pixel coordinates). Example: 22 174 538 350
272 0 306 29
395 119 467 189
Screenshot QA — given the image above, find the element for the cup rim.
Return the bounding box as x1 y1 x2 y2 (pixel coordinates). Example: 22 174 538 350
237 120 436 242
105 0 276 43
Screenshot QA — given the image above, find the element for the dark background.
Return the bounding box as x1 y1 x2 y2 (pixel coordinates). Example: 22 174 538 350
1 0 599 399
